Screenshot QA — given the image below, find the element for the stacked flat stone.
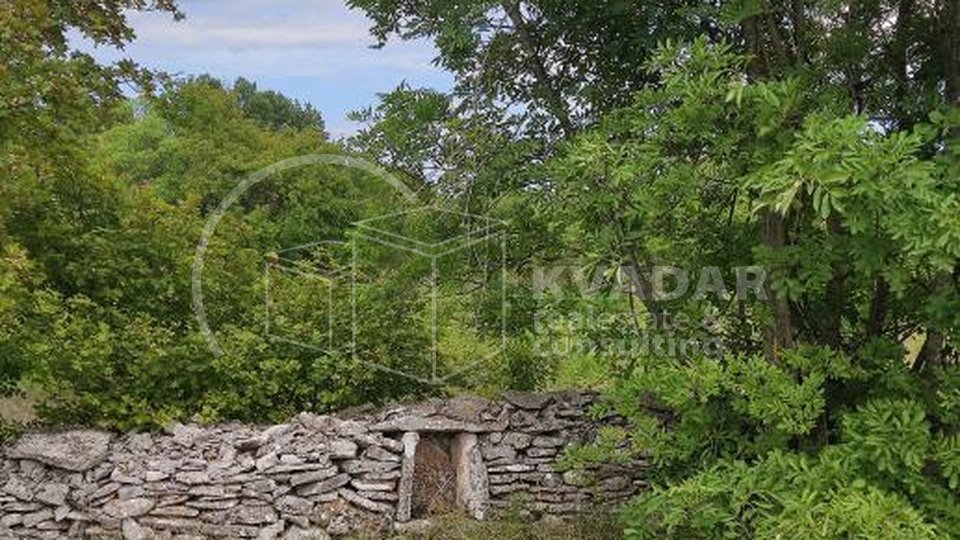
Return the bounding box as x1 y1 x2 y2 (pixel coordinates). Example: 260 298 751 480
0 391 647 538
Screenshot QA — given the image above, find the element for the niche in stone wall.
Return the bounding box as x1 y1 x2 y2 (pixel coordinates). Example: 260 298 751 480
412 434 456 517
407 431 488 520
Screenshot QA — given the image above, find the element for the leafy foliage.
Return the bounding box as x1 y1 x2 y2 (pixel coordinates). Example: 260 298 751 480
2 1 959 538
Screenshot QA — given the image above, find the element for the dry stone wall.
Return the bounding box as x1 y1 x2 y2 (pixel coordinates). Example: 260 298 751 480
0 391 647 539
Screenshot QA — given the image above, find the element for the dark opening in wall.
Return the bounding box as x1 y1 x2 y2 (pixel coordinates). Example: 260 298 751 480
411 433 456 518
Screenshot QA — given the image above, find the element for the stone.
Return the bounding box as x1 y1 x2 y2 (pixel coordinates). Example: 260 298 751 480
289 467 337 487
145 459 178 474
128 433 154 452
532 435 564 447
393 519 434 535
335 419 368 436
359 469 402 481
338 459 399 475
363 446 401 462
88 481 121 501
502 390 554 410
356 490 398 502
118 485 146 500
2 501 41 512
145 471 168 482
282 526 331 540
54 504 70 521
295 413 339 433
6 430 112 472
262 423 294 441
337 489 392 513
23 508 54 528
3 475 34 501
326 439 357 459
542 473 562 488
488 464 535 473
351 433 404 453
286 514 310 528
599 476 630 492
502 432 533 449
527 446 558 458
104 497 155 519
562 470 588 486
349 479 394 492
440 395 492 423
35 482 69 506
230 503 277 525
138 516 202 534
187 485 233 498
174 471 210 485
258 519 285 540
242 478 277 494
20 459 47 481
295 473 350 497
122 518 153 540
279 454 303 465
185 499 238 510
451 433 488 520
235 436 268 452
275 495 313 515
509 410 538 428
111 466 143 485
271 462 333 474
0 513 22 527
256 452 279 471
481 443 517 462
489 482 527 496
368 416 492 433
395 431 419 523
169 423 207 448
149 505 200 518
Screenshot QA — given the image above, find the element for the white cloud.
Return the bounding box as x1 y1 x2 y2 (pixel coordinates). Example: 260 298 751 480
71 0 452 135
129 14 371 50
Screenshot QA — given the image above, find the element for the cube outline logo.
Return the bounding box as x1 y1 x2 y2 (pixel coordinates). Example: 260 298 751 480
350 206 508 384
192 153 419 357
263 240 347 354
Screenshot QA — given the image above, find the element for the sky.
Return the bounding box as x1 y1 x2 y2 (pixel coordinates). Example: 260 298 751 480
74 0 454 138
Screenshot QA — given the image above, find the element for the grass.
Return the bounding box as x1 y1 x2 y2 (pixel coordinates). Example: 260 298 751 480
343 509 624 540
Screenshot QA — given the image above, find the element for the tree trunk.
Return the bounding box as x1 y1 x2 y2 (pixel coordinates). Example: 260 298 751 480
761 209 795 361
500 0 575 135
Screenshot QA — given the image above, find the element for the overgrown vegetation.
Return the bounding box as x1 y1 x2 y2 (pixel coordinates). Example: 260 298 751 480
2 0 959 537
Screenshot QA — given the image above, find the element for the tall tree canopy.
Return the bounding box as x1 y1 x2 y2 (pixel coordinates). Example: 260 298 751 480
0 0 958 536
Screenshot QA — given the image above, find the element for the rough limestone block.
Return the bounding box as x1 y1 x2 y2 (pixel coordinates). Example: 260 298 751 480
275 495 313 516
7 431 112 472
35 482 69 506
395 432 419 522
452 432 488 520
338 488 392 514
295 473 350 497
103 497 155 519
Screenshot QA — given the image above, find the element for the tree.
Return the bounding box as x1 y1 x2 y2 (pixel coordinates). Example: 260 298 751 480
351 0 960 536
233 77 326 133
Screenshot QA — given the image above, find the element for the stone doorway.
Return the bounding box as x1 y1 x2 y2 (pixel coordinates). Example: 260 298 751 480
402 431 488 521
411 434 456 518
